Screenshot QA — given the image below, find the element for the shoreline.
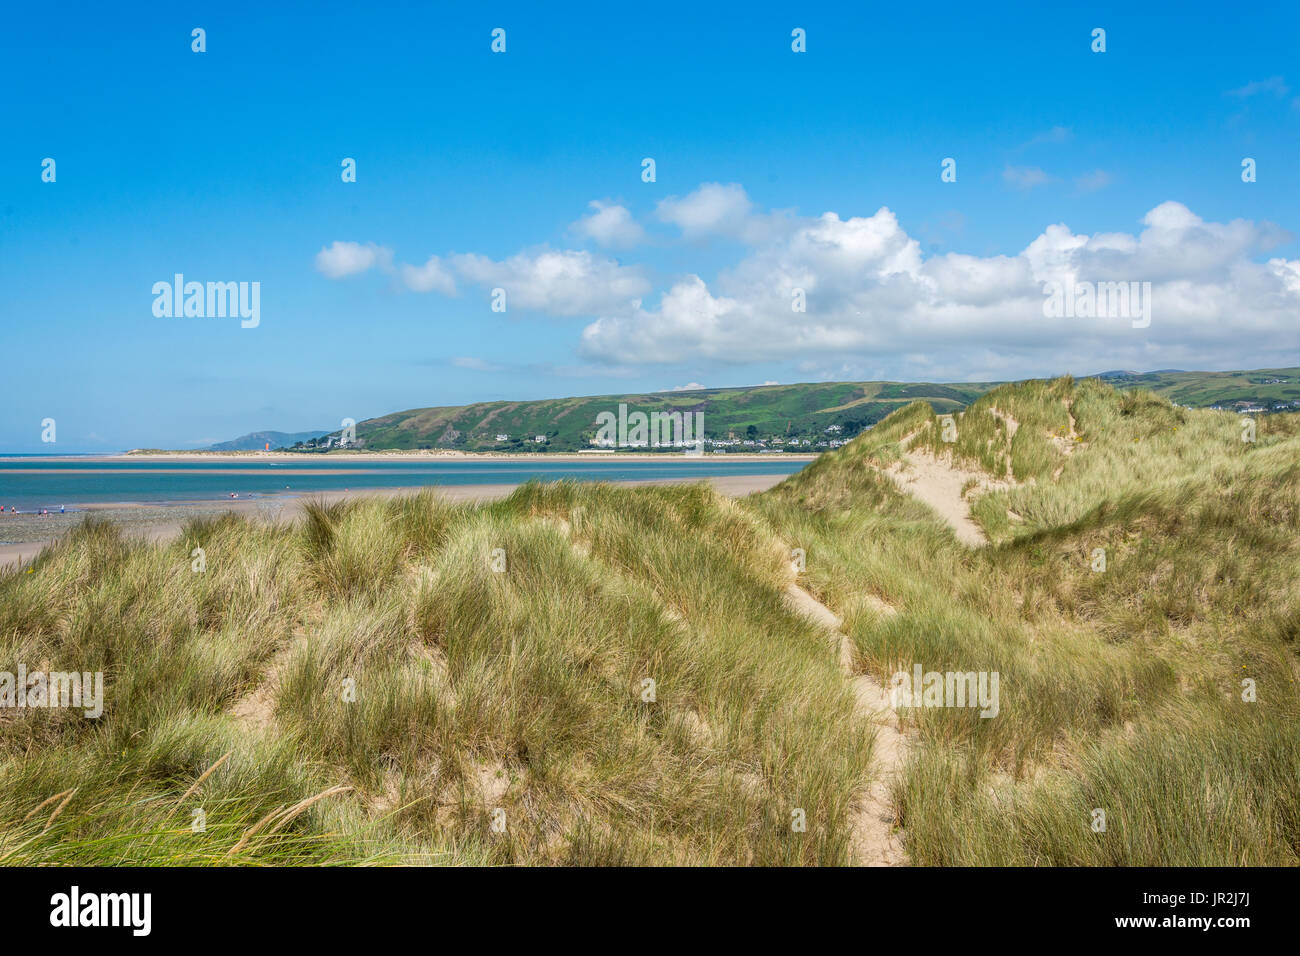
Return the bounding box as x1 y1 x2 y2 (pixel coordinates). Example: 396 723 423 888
0 473 792 569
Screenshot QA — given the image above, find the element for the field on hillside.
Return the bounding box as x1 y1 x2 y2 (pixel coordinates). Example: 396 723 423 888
3 378 1297 865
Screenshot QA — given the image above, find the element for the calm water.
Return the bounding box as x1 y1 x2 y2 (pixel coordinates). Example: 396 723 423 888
0 457 808 511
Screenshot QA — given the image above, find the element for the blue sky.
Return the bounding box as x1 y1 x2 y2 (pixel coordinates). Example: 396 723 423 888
3 0 1298 451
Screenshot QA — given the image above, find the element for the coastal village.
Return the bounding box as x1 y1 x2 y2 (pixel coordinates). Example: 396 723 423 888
289 424 854 454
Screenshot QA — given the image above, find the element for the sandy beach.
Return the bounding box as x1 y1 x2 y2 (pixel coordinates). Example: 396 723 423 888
0 473 790 570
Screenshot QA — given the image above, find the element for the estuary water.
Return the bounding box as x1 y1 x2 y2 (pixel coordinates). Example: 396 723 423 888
0 456 809 512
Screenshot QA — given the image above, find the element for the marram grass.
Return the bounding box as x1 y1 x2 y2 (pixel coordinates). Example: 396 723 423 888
2 378 1297 865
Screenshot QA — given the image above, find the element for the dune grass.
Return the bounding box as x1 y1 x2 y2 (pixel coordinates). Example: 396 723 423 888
0 485 870 865
2 376 1297 865
751 377 1300 864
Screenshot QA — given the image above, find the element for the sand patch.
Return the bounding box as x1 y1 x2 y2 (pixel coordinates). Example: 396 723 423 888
989 407 1020 440
885 450 1009 547
227 629 310 732
1050 401 1084 456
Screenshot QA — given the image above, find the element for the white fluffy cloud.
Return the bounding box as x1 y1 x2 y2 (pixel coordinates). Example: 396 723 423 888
451 248 649 316
581 194 1300 376
656 182 791 243
314 242 453 293
572 200 646 247
316 186 1300 380
315 241 391 278
315 240 644 313
399 255 456 295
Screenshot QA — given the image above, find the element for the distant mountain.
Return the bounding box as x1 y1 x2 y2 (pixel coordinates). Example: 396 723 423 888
208 429 330 452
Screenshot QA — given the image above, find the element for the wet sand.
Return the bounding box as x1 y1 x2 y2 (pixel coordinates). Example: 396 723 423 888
0 474 790 569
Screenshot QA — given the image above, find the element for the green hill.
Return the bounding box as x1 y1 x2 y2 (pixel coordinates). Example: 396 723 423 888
294 367 1300 453
1096 367 1300 411
298 380 997 452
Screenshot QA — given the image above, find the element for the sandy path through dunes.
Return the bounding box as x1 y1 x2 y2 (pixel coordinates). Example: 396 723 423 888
782 578 908 866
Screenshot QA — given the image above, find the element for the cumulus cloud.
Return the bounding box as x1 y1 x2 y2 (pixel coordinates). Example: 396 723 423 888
314 241 453 293
656 182 791 243
572 200 646 247
315 241 391 278
451 248 649 316
399 255 456 295
316 188 1300 380
579 197 1299 377
316 241 648 313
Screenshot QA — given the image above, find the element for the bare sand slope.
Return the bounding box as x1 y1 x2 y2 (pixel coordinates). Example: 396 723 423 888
885 451 1005 547
0 474 790 571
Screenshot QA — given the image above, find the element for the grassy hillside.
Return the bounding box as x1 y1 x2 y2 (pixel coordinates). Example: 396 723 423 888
292 367 1300 453
3 378 1297 865
758 378 1300 863
1099 367 1300 411
300 380 994 452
